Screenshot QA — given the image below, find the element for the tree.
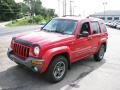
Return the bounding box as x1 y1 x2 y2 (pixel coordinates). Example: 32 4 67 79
39 7 56 19
34 0 42 15
0 0 56 21
0 0 21 21
23 0 56 18
24 0 42 16
19 2 30 16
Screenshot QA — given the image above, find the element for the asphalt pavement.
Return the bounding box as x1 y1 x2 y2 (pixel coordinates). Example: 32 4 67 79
0 25 41 36
61 27 120 90
0 26 120 90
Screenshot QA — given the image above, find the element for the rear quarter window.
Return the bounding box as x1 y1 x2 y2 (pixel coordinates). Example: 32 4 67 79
100 23 107 32
91 21 100 34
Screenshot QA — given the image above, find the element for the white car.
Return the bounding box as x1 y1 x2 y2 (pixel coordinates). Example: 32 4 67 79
116 23 120 29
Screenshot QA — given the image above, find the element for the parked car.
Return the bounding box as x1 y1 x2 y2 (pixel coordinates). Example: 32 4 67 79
106 22 112 26
7 16 108 83
108 21 114 27
108 21 120 28
113 21 120 28
110 21 117 28
116 23 120 29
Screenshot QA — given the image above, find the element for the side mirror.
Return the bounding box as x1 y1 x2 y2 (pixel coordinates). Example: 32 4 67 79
93 30 97 34
78 31 89 38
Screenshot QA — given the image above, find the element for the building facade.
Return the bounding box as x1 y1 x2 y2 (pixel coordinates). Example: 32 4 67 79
90 10 120 22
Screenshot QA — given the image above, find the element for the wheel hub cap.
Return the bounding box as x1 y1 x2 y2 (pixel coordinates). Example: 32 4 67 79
53 61 65 79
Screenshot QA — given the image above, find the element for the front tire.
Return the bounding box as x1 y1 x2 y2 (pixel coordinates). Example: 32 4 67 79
94 45 105 61
45 55 68 83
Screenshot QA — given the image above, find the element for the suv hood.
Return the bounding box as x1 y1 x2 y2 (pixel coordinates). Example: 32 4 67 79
16 31 74 46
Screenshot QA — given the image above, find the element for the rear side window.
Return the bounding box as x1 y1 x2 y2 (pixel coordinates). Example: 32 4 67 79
91 22 100 34
100 23 107 32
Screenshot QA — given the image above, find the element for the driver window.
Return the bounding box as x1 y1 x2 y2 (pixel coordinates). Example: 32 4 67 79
80 22 90 34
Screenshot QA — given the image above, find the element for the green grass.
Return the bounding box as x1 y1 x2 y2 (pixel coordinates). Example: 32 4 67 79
6 16 47 27
6 19 30 27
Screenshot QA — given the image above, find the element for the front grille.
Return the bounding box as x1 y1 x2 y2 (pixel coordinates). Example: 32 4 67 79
13 42 30 59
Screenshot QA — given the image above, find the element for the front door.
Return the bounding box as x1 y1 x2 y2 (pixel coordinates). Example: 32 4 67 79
73 21 92 62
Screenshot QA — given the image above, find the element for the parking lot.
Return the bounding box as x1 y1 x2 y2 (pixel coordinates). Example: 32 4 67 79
106 20 120 29
0 26 120 90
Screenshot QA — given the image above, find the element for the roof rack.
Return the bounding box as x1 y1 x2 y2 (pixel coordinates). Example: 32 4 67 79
62 15 79 17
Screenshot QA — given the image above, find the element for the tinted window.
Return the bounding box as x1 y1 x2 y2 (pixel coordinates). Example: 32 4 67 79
107 17 112 20
114 17 119 20
91 22 100 34
80 22 90 34
101 17 105 20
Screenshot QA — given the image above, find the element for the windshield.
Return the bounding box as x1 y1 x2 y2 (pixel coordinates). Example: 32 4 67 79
42 19 78 35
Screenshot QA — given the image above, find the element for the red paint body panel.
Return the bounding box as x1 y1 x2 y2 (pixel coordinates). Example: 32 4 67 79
10 17 108 73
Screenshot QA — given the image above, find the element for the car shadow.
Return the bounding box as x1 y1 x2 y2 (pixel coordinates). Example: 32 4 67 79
0 56 105 90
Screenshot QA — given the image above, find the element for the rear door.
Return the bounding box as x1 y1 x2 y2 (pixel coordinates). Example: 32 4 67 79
90 21 102 53
99 22 108 39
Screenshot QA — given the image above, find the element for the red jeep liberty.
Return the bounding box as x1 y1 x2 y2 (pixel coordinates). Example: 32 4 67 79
7 16 108 83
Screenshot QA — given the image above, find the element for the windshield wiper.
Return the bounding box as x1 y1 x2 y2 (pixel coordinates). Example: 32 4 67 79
42 29 65 34
42 29 51 32
52 30 67 35
54 30 65 34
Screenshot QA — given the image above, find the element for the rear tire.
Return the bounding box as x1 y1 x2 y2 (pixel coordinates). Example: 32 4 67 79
45 55 68 83
94 45 105 61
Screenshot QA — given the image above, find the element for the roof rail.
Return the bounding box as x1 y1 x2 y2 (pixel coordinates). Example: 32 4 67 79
62 15 78 17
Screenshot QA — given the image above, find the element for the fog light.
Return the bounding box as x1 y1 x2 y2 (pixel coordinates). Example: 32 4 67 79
32 60 43 65
34 66 38 72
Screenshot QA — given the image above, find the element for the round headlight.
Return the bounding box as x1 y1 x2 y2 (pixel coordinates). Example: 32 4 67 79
34 46 40 56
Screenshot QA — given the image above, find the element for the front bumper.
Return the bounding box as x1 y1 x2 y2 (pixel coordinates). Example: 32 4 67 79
7 48 44 73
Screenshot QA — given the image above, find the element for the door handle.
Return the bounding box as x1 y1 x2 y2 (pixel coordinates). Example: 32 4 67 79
102 34 106 36
88 36 92 40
